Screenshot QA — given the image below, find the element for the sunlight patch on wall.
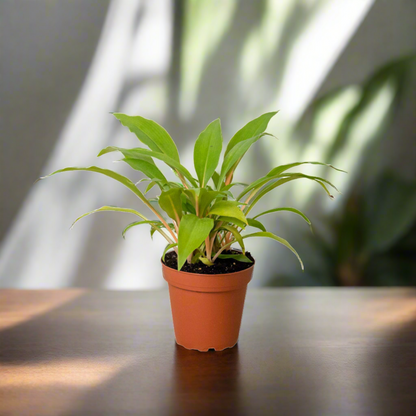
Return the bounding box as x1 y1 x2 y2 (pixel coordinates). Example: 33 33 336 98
105 226 167 289
330 79 396 196
252 0 374 192
291 86 361 206
240 0 295 88
307 88 362 156
127 0 173 79
276 0 375 122
104 0 174 290
0 0 143 288
123 79 169 119
179 0 236 119
288 79 396 210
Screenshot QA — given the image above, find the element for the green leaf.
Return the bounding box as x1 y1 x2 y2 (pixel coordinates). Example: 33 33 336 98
98 146 197 187
191 251 202 264
162 243 178 261
243 232 304 270
199 257 214 266
183 187 202 206
113 113 180 162
70 205 148 229
122 220 160 239
247 218 266 232
145 181 158 194
218 132 275 187
159 188 183 223
209 200 248 224
237 176 273 201
150 222 174 239
245 176 335 215
218 253 253 263
122 158 167 186
211 171 221 189
198 190 223 216
135 178 152 185
218 224 245 253
148 178 183 190
222 182 249 191
177 214 214 270
182 201 196 215
267 161 346 177
238 161 344 201
253 207 312 230
38 166 177 243
216 216 247 229
193 119 223 187
281 172 340 193
39 166 156 213
224 111 278 156
183 188 228 217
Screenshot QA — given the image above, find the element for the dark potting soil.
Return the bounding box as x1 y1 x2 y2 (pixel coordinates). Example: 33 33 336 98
163 250 255 274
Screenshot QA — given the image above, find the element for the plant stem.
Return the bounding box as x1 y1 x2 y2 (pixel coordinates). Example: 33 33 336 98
145 203 178 242
177 172 189 189
209 231 217 253
218 231 227 247
225 172 233 186
241 189 257 212
205 236 212 261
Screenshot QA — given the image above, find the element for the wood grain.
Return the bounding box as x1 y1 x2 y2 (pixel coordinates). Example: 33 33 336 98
0 289 415 416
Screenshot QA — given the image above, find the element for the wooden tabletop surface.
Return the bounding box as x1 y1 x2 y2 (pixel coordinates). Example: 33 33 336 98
0 288 415 416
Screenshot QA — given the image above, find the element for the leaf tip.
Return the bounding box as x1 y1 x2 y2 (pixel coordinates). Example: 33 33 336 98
329 163 347 174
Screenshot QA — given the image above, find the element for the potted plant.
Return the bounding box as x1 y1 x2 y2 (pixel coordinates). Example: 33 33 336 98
39 111 343 351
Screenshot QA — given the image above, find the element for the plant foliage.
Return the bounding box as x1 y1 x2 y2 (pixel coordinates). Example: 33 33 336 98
39 112 344 271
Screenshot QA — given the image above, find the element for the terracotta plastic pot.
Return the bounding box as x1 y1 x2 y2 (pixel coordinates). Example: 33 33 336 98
162 260 254 352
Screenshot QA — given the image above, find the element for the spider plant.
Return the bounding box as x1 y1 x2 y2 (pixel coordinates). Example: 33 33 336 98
39 112 344 271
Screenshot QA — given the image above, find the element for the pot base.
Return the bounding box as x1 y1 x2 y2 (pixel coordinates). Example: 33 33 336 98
175 340 238 352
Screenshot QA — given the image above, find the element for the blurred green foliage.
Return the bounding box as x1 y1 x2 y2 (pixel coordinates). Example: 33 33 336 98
272 56 416 286
323 171 416 286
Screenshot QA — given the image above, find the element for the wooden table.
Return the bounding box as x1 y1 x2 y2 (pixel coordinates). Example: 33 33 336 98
0 289 415 416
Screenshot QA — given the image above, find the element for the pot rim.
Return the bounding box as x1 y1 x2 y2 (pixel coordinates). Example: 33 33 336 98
160 251 255 278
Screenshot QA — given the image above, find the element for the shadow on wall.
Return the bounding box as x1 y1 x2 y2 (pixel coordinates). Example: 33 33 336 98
268 56 416 286
66 0 375 289
2 0 412 289
48 0 336 287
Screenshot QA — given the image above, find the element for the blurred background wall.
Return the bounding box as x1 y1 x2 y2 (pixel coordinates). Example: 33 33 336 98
0 0 415 289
